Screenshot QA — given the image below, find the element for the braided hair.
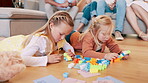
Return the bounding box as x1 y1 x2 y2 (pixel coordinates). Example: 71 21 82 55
22 11 74 55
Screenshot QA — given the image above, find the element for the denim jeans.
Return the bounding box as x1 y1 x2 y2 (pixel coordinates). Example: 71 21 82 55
97 0 126 32
80 1 97 25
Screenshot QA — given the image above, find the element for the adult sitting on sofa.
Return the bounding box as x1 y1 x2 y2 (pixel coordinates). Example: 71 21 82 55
97 0 126 41
76 0 98 32
44 0 78 20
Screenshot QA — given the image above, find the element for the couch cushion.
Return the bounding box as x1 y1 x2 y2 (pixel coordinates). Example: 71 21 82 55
24 0 39 10
39 0 46 12
0 8 47 19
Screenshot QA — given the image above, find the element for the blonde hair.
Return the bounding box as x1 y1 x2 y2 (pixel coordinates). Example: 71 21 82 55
79 15 114 46
22 11 74 55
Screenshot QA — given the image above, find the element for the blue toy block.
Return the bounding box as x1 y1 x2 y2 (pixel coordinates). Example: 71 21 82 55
63 72 69 78
84 57 91 61
120 50 131 57
97 60 102 64
75 55 81 58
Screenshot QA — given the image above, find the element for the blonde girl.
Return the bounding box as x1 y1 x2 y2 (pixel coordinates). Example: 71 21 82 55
0 11 74 67
66 15 129 60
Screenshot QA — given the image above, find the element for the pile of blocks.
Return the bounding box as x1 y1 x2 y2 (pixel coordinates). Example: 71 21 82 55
63 50 131 73
73 56 110 73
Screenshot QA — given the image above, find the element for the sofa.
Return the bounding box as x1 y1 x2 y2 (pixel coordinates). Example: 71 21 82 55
0 0 147 37
0 0 47 37
39 0 147 34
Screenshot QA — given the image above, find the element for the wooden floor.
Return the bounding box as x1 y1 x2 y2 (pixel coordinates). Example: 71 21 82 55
7 36 148 83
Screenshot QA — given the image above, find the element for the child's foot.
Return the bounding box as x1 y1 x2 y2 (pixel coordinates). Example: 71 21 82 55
114 31 124 41
139 31 148 41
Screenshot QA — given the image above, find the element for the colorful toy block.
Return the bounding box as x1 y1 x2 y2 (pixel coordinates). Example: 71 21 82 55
63 53 72 61
73 58 80 63
68 63 75 69
114 50 131 62
90 64 99 73
63 72 69 78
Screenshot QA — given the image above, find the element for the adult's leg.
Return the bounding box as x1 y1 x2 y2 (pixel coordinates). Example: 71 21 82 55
76 6 90 31
126 6 148 41
77 2 97 31
90 1 97 17
45 4 56 19
68 6 79 20
126 6 142 34
114 0 126 40
131 4 148 34
97 0 106 15
76 23 85 32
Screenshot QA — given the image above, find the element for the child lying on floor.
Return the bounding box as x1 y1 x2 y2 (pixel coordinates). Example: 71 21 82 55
66 15 129 60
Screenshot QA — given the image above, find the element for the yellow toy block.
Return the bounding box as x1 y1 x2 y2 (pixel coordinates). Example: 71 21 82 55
114 58 120 62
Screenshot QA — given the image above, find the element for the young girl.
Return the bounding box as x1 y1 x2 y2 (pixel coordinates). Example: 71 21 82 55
0 11 74 67
66 15 129 60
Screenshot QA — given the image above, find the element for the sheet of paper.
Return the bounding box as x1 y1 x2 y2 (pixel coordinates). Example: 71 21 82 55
33 75 61 83
104 76 124 83
97 76 124 83
92 80 114 83
77 70 100 78
62 78 86 83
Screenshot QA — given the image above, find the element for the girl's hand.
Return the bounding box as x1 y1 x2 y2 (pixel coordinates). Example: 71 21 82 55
104 53 118 60
66 49 75 58
47 54 62 63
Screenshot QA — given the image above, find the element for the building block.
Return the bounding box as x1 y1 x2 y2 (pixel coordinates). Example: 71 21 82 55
63 72 69 78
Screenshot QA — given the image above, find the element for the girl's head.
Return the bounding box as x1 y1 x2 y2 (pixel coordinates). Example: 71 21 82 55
35 11 74 43
23 11 74 54
49 11 74 42
80 15 114 45
93 15 114 43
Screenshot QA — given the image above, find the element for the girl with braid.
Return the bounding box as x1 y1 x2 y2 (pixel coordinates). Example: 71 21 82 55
0 11 74 67
66 15 129 60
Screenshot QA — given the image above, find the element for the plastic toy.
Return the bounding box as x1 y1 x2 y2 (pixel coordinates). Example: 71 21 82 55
113 50 131 62
63 53 72 61
68 63 75 69
63 72 69 78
